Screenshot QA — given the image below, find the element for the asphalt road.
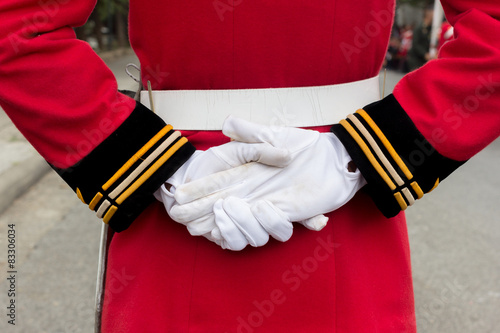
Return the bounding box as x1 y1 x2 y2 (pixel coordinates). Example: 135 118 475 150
0 56 499 332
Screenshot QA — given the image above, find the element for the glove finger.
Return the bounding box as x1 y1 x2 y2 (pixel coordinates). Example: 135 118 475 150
222 116 273 144
185 214 217 236
223 116 319 155
174 163 255 205
211 226 222 241
250 200 293 242
214 141 290 167
214 199 249 251
299 215 329 231
202 231 223 246
169 195 220 222
240 143 290 167
222 197 270 248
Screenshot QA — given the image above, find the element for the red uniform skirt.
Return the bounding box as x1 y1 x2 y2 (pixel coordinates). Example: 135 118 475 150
101 127 416 332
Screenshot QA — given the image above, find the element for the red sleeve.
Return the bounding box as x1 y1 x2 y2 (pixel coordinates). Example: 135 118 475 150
394 1 500 161
331 0 500 217
0 0 135 167
0 1 195 231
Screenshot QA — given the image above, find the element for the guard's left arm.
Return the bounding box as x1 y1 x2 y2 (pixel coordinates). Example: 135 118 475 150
332 0 500 217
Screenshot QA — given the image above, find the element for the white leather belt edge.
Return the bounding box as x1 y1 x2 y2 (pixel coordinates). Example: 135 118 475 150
140 75 380 130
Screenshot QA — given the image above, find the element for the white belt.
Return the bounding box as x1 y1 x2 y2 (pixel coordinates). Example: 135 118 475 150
140 75 380 130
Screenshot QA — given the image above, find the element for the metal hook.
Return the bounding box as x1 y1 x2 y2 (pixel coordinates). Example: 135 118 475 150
125 63 141 83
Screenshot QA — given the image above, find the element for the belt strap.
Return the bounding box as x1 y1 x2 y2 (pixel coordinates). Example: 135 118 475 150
140 75 380 130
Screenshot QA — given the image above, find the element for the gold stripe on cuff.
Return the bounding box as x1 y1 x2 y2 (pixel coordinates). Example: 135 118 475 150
109 131 182 200
429 178 440 193
356 109 414 181
76 188 86 204
394 192 408 210
103 206 118 224
411 181 424 199
347 114 405 187
102 125 173 191
89 192 103 211
340 119 396 191
116 137 188 205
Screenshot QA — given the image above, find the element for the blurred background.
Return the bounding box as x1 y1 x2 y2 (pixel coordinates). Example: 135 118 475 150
72 0 454 74
74 0 130 52
0 0 499 332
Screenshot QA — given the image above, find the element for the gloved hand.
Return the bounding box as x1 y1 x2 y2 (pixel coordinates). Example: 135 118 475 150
154 138 291 244
171 116 367 250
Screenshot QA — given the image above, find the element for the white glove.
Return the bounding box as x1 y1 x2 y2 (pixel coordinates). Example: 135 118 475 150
171 116 367 250
154 139 291 243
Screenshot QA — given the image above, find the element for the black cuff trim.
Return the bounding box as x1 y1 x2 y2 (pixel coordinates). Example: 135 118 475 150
331 94 466 218
51 101 195 232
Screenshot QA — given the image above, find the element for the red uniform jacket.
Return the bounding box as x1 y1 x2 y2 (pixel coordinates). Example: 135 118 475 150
1 0 499 331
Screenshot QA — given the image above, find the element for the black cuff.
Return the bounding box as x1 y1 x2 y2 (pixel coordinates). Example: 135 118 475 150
51 101 195 232
331 94 466 218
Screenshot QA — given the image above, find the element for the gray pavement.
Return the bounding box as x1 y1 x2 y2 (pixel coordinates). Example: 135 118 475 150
0 112 50 214
0 52 141 333
0 55 499 332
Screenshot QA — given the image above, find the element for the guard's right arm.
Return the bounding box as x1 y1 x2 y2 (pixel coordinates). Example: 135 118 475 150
0 1 195 231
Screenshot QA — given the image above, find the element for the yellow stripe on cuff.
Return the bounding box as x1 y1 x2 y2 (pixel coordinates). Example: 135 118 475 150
429 178 440 193
356 109 414 181
102 125 173 191
411 181 424 199
89 192 103 211
116 137 188 205
394 192 408 210
76 188 86 204
109 131 182 200
340 119 396 191
103 205 118 224
347 114 405 187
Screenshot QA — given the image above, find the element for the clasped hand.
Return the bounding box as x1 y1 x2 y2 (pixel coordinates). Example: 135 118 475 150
155 116 366 250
